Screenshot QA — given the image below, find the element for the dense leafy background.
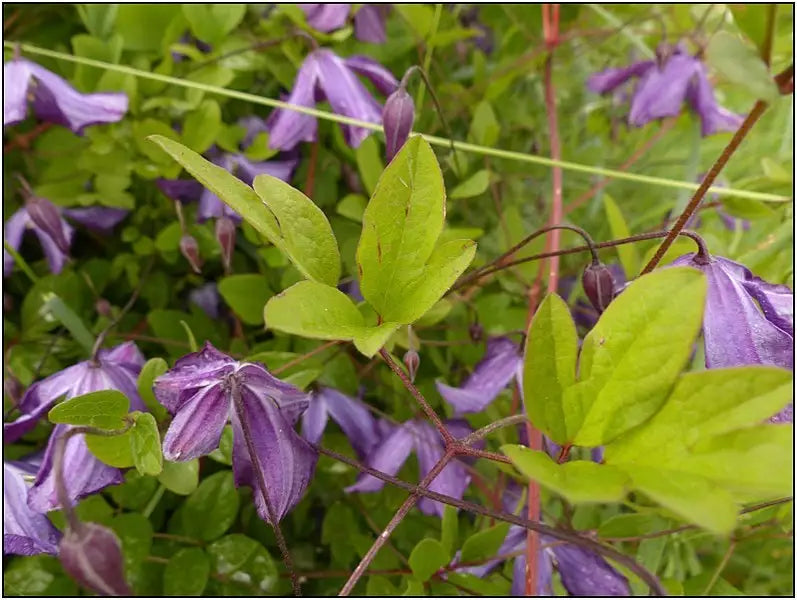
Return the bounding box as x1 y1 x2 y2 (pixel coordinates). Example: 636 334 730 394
3 3 793 597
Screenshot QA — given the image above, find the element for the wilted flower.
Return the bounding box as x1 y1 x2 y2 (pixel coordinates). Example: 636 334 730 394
301 387 381 458
154 342 318 524
59 522 131 596
436 337 522 416
301 3 351 32
382 86 415 162
4 342 146 512
588 43 743 136
3 457 61 556
3 200 127 277
268 49 398 150
4 58 128 133
354 5 390 43
346 419 473 517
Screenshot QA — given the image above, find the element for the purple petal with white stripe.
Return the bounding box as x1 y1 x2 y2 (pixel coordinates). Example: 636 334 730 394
344 55 399 96
346 421 415 493
3 59 32 126
301 4 351 32
3 460 62 556
267 55 320 151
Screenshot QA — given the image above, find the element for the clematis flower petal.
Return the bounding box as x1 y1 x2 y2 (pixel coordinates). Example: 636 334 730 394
629 52 700 126
33 223 73 274
301 392 329 446
236 363 310 425
550 542 630 596
587 60 654 94
62 206 128 233
301 3 351 32
344 55 399 96
346 422 415 493
686 63 743 136
3 460 62 556
231 385 318 524
354 5 388 43
189 282 222 319
3 208 30 276
156 178 204 203
268 55 321 150
162 383 231 462
321 387 381 457
436 337 522 415
413 422 471 517
3 59 32 126
742 278 793 336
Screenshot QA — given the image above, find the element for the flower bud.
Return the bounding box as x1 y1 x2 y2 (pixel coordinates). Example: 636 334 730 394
403 349 420 383
95 298 112 318
215 217 236 272
59 523 132 596
468 323 483 343
382 87 415 163
26 196 70 253
582 262 615 314
179 234 202 274
4 375 22 407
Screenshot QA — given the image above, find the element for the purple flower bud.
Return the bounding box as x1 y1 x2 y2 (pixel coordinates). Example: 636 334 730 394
468 322 483 342
215 216 236 272
403 349 420 383
179 234 202 274
59 523 132 596
582 262 615 314
25 196 70 254
382 87 415 163
95 298 112 318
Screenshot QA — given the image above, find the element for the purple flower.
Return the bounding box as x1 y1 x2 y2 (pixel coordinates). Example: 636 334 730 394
3 457 62 556
4 342 146 512
354 5 389 43
301 387 381 458
3 200 127 277
268 49 398 150
301 4 351 32
672 253 793 421
4 58 128 133
436 337 522 416
154 342 317 524
588 44 742 137
189 282 221 320
346 419 473 517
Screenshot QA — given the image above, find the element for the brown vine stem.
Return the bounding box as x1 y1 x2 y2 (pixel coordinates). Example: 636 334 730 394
317 445 666 596
338 451 455 596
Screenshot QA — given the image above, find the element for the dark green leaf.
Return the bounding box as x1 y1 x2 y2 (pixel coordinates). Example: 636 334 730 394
408 538 449 582
164 548 210 596
182 471 240 541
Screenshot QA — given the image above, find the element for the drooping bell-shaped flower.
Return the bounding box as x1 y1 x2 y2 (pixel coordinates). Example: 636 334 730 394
301 387 381 458
436 337 522 416
301 4 351 32
268 49 398 150
4 342 146 512
354 5 389 43
346 419 473 517
382 86 415 162
588 43 743 137
4 58 128 133
59 522 131 596
3 457 62 556
154 342 318 524
3 200 127 277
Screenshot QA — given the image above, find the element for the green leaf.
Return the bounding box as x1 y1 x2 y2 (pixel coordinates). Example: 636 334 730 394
336 193 368 222
729 4 774 58
450 169 490 199
206 535 278 595
164 548 210 596
115 5 180 51
3 556 77 596
48 390 129 430
355 135 384 196
440 505 458 556
602 194 639 276
208 425 233 465
252 174 341 286
137 358 168 421
179 320 198 352
182 471 240 541
158 459 200 495
408 538 449 582
86 429 134 468
707 31 779 103
352 323 402 357
469 100 500 147
76 4 119 39
459 523 510 564
182 99 221 154
502 445 629 504
183 4 246 44
130 412 162 476
356 136 476 324
218 274 273 325
39 292 95 354
110 513 153 582
523 293 578 443
597 513 669 538
571 267 707 445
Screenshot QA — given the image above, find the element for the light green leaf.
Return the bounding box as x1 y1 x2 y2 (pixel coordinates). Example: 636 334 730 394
459 523 510 564
182 472 240 541
352 323 401 357
355 135 384 196
502 445 629 504
440 505 458 556
182 99 221 154
572 267 707 445
469 100 500 147
252 174 341 286
183 4 246 44
158 459 200 495
39 293 94 354
179 320 198 352
602 194 639 276
165 548 210 596
707 31 779 103
336 193 368 222
450 169 490 199
729 4 775 60
356 136 476 324
523 293 578 443
218 274 273 325
137 357 169 421
130 412 162 476
408 538 449 582
86 430 134 468
597 513 669 538
48 390 129 430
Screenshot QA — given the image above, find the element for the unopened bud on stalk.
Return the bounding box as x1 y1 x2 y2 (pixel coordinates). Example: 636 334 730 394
95 298 112 318
469 322 483 342
26 196 70 253
403 349 420 383
179 234 202 274
215 217 236 272
582 262 615 314
59 522 132 596
383 86 415 163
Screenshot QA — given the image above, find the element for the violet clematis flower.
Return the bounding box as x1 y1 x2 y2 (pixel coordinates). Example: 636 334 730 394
346 419 473 517
436 337 522 416
267 49 398 150
4 58 128 133
189 282 222 320
4 457 62 556
4 342 147 513
154 342 317 524
354 5 389 43
301 4 351 32
672 253 793 422
301 387 381 458
588 43 743 137
3 200 127 277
